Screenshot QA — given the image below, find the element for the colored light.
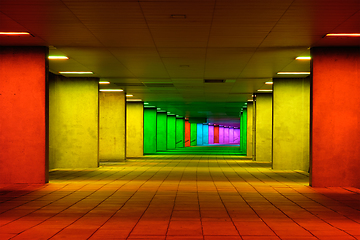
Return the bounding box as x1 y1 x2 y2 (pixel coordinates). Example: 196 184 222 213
99 89 123 92
247 99 253 102
296 56 311 60
126 94 133 97
265 81 273 85
257 89 273 92
126 99 142 102
325 33 360 37
99 81 110 84
0 32 30 35
59 71 93 74
277 72 310 75
144 102 149 105
48 56 69 60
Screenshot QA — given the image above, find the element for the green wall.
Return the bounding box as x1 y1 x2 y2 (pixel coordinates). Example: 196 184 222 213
167 115 176 150
190 123 197 146
157 112 167 151
126 102 144 158
272 78 310 171
256 93 273 162
49 76 99 169
176 117 185 148
99 92 126 161
240 109 247 153
144 108 157 154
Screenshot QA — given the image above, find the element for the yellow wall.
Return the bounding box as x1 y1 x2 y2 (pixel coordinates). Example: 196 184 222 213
255 93 272 162
126 102 144 158
272 78 310 171
49 76 99 169
99 92 126 161
246 102 253 158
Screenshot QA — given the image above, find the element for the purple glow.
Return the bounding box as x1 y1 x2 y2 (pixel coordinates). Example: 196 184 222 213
234 128 240 144
224 127 229 144
208 125 214 144
219 126 224 144
229 127 234 143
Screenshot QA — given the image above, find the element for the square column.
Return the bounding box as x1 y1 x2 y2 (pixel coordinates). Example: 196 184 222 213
214 125 219 143
190 123 197 146
202 124 209 145
224 127 229 144
167 114 176 150
229 127 234 143
246 102 254 157
219 126 224 144
197 123 203 145
126 102 144 157
234 128 240 144
144 107 157 154
255 93 272 162
208 124 214 144
175 117 185 148
185 120 190 147
157 111 167 151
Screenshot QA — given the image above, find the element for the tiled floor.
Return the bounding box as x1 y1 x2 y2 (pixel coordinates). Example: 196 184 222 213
1 156 360 240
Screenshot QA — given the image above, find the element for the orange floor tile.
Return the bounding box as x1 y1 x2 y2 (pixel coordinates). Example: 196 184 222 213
1 156 360 240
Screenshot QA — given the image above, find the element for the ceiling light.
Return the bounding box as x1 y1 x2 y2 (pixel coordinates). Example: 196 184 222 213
126 99 142 102
99 81 110 84
257 89 273 92
99 89 123 92
277 72 310 75
126 94 133 97
59 71 93 74
0 32 31 35
247 99 253 102
325 33 360 37
265 81 273 85
144 102 149 105
48 56 69 60
296 56 311 60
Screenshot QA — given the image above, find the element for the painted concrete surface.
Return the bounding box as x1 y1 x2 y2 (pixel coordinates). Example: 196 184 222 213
167 115 176 150
157 112 167 151
219 126 224 144
247 102 253 157
208 125 214 144
202 124 209 145
224 127 229 144
99 92 126 161
175 118 185 148
256 93 272 162
144 108 157 154
229 127 234 143
49 76 99 168
126 102 144 157
234 129 240 144
190 123 197 146
272 78 310 171
197 123 203 145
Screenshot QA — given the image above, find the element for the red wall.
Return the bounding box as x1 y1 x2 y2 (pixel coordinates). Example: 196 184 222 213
185 120 190 147
0 47 48 184
214 126 219 143
311 47 360 188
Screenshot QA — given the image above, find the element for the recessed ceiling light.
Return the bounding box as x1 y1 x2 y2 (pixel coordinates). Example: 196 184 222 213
265 81 273 85
59 71 93 74
247 99 253 102
99 81 110 84
126 94 133 97
295 56 311 60
99 89 123 92
325 33 360 37
277 72 310 75
144 102 149 105
48 56 69 60
126 99 142 102
257 89 273 92
0 32 31 35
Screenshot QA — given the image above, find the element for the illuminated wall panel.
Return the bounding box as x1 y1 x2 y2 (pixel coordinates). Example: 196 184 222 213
256 94 272 162
167 115 176 150
176 117 185 148
202 124 209 145
144 108 157 154
197 123 203 145
185 120 190 147
157 112 167 151
126 102 144 157
208 125 214 144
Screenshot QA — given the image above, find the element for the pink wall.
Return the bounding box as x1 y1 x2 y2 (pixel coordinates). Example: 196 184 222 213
311 47 360 188
0 47 49 184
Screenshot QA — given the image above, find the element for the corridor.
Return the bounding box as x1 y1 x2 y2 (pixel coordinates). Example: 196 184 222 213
1 156 359 240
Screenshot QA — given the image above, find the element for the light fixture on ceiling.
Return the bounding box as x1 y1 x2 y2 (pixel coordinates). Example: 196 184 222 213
277 72 310 75
171 14 186 19
257 89 273 92
99 81 110 84
0 32 31 35
59 71 93 74
99 89 123 92
48 56 69 60
247 99 253 102
126 94 133 97
144 102 149 105
325 33 360 37
126 99 142 102
265 81 273 85
296 56 311 60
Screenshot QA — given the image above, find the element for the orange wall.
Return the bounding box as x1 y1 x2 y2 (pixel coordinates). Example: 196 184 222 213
0 47 48 184
311 47 360 188
214 126 219 143
185 120 190 147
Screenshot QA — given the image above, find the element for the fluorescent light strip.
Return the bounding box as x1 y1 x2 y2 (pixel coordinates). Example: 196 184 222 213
126 94 133 97
126 99 142 102
257 89 273 92
265 81 273 85
277 71 310 75
296 56 311 60
247 99 254 102
99 81 110 84
99 89 123 92
0 32 30 35
59 71 93 74
48 56 68 60
326 33 360 37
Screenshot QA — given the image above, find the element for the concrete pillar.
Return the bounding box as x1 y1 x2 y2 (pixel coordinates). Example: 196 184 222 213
229 127 234 143
214 125 219 143
157 111 167 151
224 127 229 144
50 75 99 169
126 102 144 158
219 126 224 144
240 109 247 153
202 124 209 145
234 128 240 144
190 123 197 146
208 124 214 144
272 78 310 171
176 117 185 148
185 120 190 147
0 46 49 183
256 93 272 162
197 123 203 145
311 47 360 188
246 102 254 157
99 91 126 162
144 107 157 154
167 114 176 150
